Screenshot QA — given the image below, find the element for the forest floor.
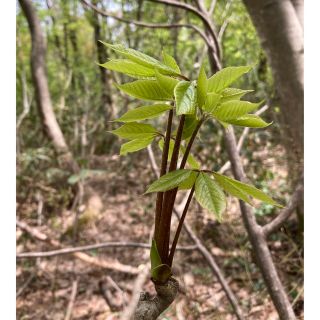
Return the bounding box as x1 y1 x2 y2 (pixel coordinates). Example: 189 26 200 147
16 146 304 320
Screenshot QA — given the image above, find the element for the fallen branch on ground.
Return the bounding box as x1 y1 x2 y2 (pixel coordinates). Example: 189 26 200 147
16 241 197 259
16 219 139 275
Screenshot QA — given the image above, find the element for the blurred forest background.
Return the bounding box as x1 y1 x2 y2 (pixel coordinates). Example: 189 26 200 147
16 0 304 319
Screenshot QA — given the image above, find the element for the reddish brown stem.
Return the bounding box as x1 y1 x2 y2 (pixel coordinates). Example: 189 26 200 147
179 118 204 169
154 109 173 244
157 115 185 261
168 186 195 266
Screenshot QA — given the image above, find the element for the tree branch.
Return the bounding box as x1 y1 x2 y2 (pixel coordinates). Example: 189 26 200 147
80 0 213 50
16 241 197 259
263 178 304 237
147 0 221 59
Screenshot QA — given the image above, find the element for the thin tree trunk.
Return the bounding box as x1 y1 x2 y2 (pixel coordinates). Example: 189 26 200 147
190 1 298 318
19 0 78 173
242 0 304 185
91 0 115 124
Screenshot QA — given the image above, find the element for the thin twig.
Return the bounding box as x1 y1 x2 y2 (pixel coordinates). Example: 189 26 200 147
120 265 150 320
80 0 213 50
16 272 36 298
64 278 78 320
263 178 304 236
16 220 141 275
17 241 197 259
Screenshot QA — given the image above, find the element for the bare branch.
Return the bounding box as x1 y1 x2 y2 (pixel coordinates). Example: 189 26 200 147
147 0 221 60
80 0 213 50
173 202 245 320
16 241 197 259
16 220 140 275
209 0 217 15
64 279 78 320
121 265 150 320
263 178 304 236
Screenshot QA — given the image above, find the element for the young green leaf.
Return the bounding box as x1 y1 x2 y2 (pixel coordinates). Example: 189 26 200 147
212 100 260 121
116 80 173 101
180 145 201 170
174 81 197 115
109 122 157 139
195 172 226 220
203 93 221 113
162 51 181 74
197 64 208 107
224 114 271 128
181 115 199 140
220 88 253 103
115 104 172 122
120 137 154 155
151 264 172 284
99 59 155 78
100 42 179 76
212 172 283 207
212 172 252 205
155 70 178 96
158 139 200 170
146 169 194 193
150 239 162 271
207 66 252 93
179 171 198 190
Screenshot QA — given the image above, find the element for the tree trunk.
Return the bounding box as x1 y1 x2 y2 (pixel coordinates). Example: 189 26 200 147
242 0 304 185
91 0 115 124
18 0 78 173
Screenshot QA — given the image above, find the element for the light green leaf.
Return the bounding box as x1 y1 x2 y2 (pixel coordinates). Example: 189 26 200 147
212 172 283 207
174 81 197 115
151 264 172 283
155 70 178 96
181 115 199 140
158 139 174 161
197 64 208 107
100 42 179 76
115 104 172 122
162 51 181 74
146 169 193 193
109 122 157 139
212 172 252 205
213 100 260 121
158 139 200 170
150 239 162 271
120 137 154 155
116 80 173 101
220 88 253 103
180 145 201 170
179 171 198 190
99 59 155 78
203 93 221 113
195 172 226 220
224 114 271 128
207 66 252 93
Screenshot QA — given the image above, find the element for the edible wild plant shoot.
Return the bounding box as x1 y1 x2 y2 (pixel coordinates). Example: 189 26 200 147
101 42 282 319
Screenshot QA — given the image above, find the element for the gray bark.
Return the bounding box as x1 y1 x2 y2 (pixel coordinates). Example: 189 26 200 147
242 0 304 184
133 278 179 320
19 0 78 172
